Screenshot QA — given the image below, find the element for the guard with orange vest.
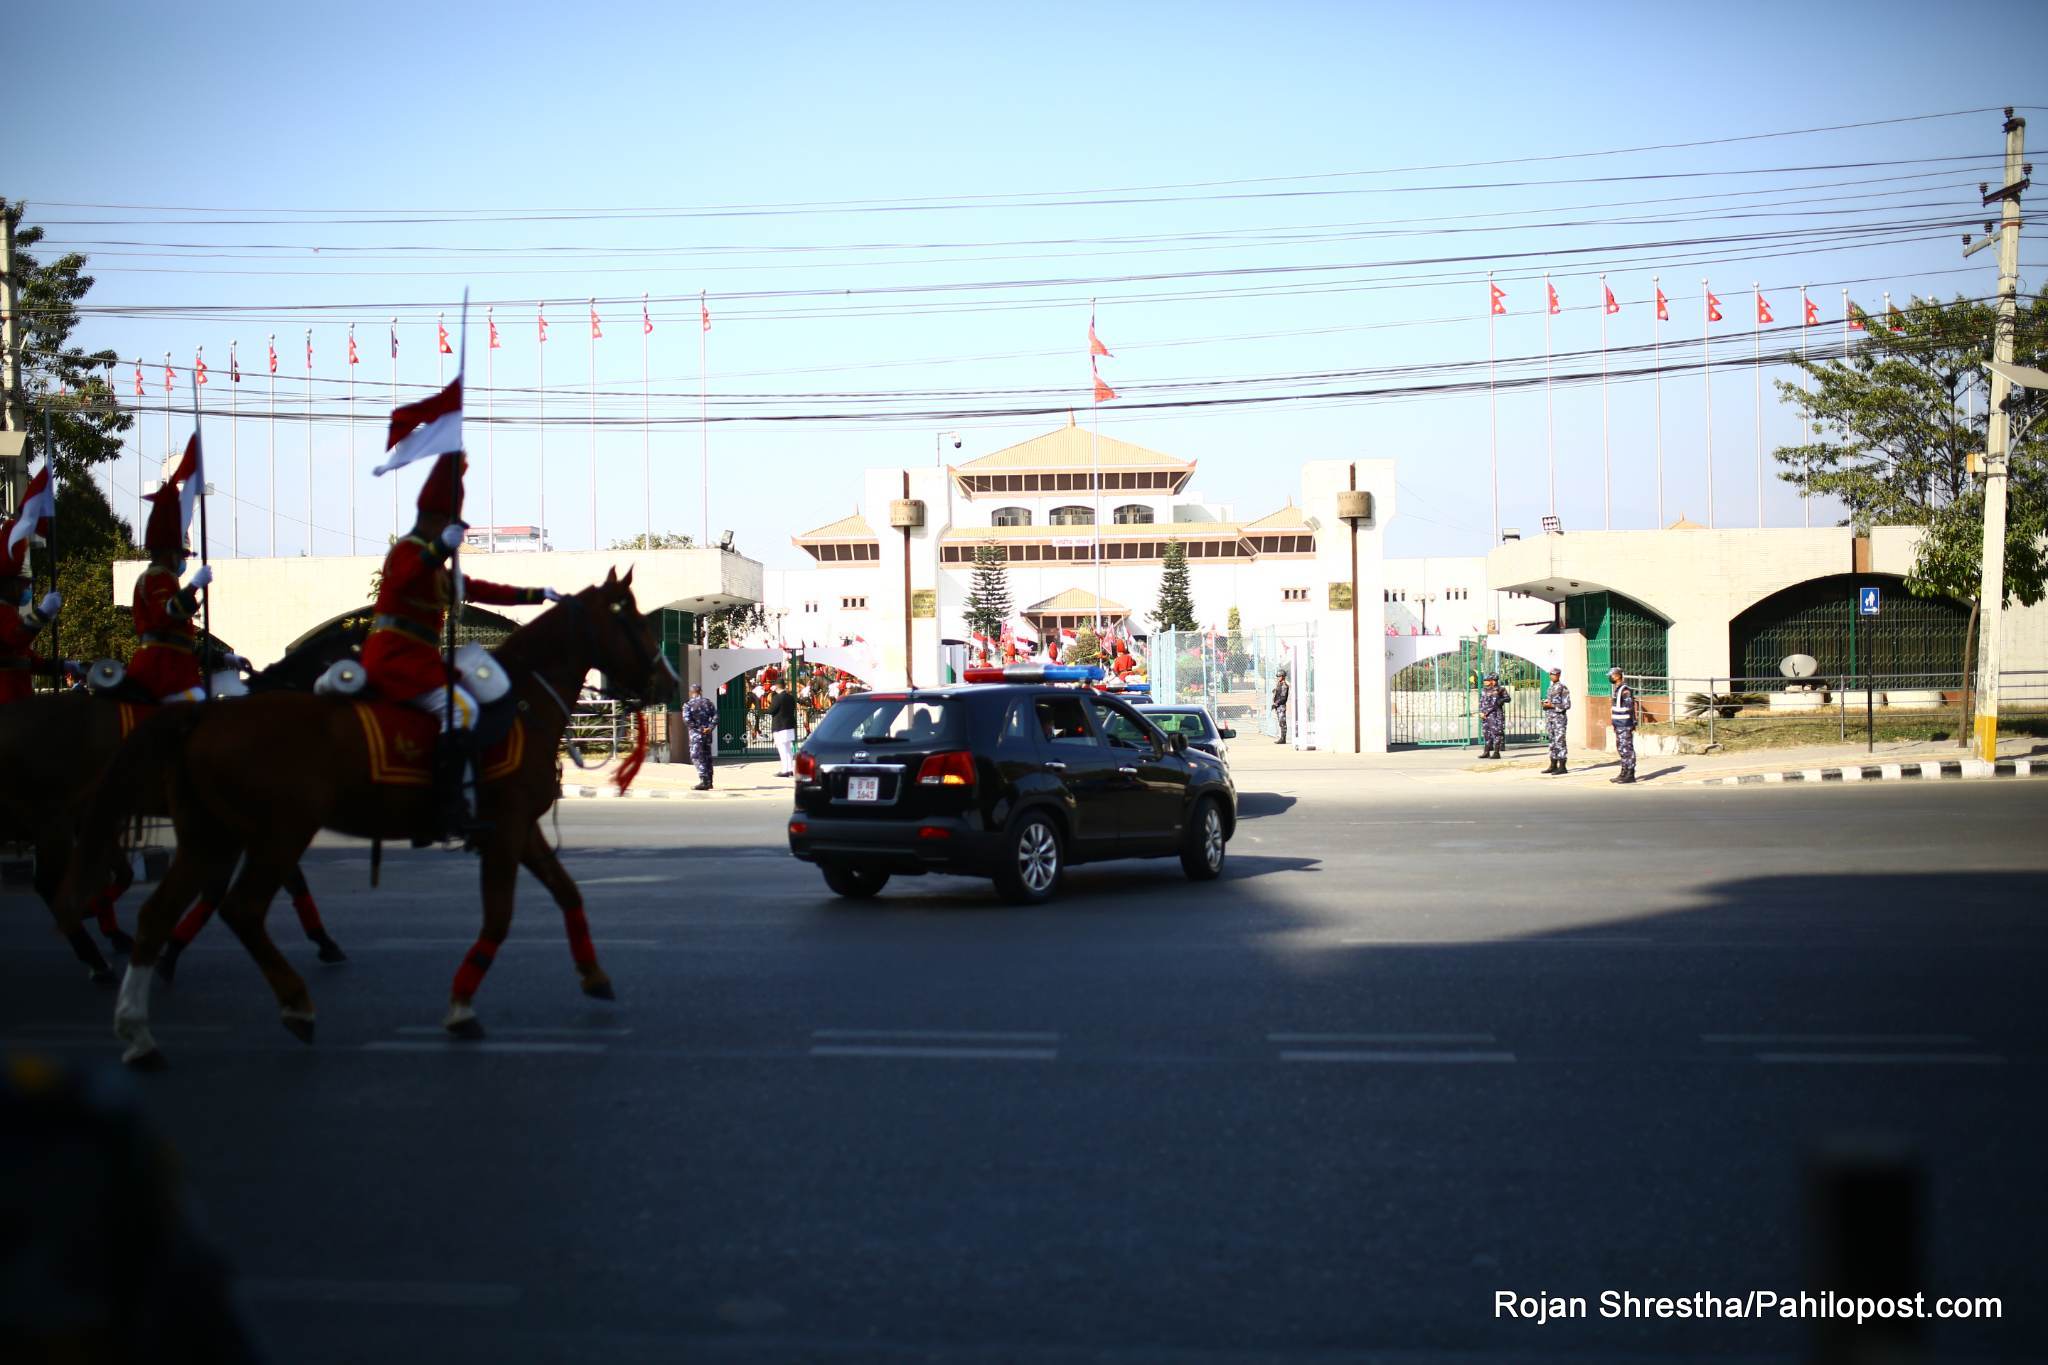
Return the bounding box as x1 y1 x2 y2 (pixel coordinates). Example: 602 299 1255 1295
128 487 212 703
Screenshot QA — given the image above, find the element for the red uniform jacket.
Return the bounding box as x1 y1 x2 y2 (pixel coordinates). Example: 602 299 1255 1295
128 566 203 699
361 534 543 701
0 598 50 704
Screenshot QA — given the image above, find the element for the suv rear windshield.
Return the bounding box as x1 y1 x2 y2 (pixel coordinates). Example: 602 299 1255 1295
1143 710 1215 740
809 696 961 746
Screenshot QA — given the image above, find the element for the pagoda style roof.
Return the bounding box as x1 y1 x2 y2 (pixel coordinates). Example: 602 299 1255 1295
941 521 1245 542
956 425 1191 472
1665 515 1705 530
1025 588 1128 614
792 512 877 542
1241 503 1310 531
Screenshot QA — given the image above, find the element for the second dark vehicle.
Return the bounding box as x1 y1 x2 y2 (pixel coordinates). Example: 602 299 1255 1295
787 684 1236 903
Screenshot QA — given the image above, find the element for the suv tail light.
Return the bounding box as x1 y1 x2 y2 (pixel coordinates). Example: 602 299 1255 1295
915 751 976 787
795 752 818 781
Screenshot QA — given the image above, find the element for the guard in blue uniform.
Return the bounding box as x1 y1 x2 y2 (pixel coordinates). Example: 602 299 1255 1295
1608 666 1637 785
1476 673 1507 759
1541 667 1571 774
683 682 718 791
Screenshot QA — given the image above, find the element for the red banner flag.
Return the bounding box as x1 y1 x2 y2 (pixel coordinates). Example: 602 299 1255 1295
268 339 278 374
376 376 464 476
1546 281 1560 315
163 359 174 394
1886 301 1904 333
700 292 711 333
195 351 208 385
1848 303 1867 332
1756 293 1773 325
1089 313 1110 357
538 308 549 344
1603 283 1620 315
488 313 500 349
1655 287 1669 322
1803 294 1820 326
1092 360 1116 404
1705 290 1723 323
1489 281 1507 315
642 297 653 335
348 330 360 366
437 320 453 355
305 334 313 369
134 361 144 397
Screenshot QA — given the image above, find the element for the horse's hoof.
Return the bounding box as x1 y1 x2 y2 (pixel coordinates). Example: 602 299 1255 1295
123 1046 169 1072
581 976 616 1001
106 929 135 955
280 1012 316 1045
446 1015 486 1041
315 938 349 964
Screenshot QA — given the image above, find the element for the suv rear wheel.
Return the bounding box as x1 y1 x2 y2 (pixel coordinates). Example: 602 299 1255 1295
1179 797 1226 881
822 863 891 899
994 813 1063 904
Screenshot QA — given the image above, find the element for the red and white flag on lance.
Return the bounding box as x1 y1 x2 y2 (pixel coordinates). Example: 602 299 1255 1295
1705 290 1723 324
375 376 464 476
1489 281 1507 315
195 350 208 385
1803 293 1820 326
1546 281 1560 315
1655 287 1669 322
5 462 54 557
1603 283 1620 315
589 301 602 340
1756 292 1773 326
700 292 711 333
438 319 453 355
165 432 205 538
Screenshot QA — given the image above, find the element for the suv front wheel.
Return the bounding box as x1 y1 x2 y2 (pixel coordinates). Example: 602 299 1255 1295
994 813 1063 904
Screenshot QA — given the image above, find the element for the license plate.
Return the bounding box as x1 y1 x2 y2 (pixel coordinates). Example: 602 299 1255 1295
848 776 881 802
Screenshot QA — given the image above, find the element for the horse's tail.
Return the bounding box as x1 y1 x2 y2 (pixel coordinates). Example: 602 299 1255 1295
59 705 209 924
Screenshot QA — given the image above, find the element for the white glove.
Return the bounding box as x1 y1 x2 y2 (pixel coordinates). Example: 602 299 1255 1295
543 588 565 603
188 565 214 590
39 591 62 617
439 523 468 550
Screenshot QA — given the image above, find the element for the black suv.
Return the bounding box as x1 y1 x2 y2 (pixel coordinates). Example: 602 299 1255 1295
788 684 1237 903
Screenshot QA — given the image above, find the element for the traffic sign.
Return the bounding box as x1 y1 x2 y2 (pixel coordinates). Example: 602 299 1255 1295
1858 586 1881 617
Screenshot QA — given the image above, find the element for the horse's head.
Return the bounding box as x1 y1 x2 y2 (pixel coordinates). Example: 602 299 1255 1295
577 567 674 705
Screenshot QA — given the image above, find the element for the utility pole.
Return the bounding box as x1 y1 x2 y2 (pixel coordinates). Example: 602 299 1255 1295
1964 110 2028 762
1 199 23 516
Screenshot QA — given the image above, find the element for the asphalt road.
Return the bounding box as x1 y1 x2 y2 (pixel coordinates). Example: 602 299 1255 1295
4 777 2045 1363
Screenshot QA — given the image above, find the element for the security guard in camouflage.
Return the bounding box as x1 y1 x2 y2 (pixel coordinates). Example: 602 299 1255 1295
1475 673 1507 759
1608 666 1637 784
683 682 718 790
1541 667 1571 774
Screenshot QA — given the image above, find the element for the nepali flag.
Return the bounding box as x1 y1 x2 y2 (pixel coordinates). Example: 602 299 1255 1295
375 376 463 476
1756 292 1773 326
642 296 653 335
488 311 501 349
349 330 360 366
134 361 144 397
700 292 711 333
1603 283 1620 315
195 350 208 385
1489 281 1507 315
6 461 54 558
269 338 278 374
230 345 241 383
165 432 205 538
1705 290 1724 324
1803 293 1820 326
438 319 453 355
1546 281 1560 315
1655 287 1669 322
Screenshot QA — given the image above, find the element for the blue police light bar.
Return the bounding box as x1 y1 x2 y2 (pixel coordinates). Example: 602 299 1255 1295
962 664 1106 684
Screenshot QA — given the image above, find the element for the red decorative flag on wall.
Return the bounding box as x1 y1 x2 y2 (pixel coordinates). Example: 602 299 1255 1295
437 320 453 355
1756 293 1773 325
1489 281 1507 315
1803 294 1820 326
700 292 711 333
1603 283 1620 315
1546 281 1560 315
1705 290 1723 323
1655 288 1669 322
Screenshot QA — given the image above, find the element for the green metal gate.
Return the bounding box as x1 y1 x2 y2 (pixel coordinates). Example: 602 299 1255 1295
1389 641 1547 747
1564 591 1669 696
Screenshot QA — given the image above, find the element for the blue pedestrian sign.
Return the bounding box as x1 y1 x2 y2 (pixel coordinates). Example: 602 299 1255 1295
1858 586 1881 617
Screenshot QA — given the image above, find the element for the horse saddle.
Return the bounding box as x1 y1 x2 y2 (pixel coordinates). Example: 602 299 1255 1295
353 696 525 789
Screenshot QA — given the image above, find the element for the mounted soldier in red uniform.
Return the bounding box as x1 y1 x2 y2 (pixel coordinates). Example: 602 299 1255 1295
127 485 213 703
0 529 65 705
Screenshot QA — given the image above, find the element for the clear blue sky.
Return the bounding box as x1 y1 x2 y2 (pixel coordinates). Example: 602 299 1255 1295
15 0 2046 570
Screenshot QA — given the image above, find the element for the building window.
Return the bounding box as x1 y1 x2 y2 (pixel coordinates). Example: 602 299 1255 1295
992 506 1032 527
1112 504 1154 525
1049 505 1095 526
1283 587 1309 602
841 596 867 611
803 601 819 613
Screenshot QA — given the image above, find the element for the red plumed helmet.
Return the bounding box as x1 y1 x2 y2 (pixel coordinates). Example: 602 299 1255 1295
415 452 466 520
143 487 187 560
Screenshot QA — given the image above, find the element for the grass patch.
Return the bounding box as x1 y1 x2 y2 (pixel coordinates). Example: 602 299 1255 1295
1649 709 2048 752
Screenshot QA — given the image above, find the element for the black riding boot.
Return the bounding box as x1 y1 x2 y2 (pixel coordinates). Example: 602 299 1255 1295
432 732 492 848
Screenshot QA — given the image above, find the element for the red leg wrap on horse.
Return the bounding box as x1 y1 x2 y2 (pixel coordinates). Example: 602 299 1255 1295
291 893 327 935
451 940 500 1000
169 899 215 947
89 887 121 936
561 905 597 969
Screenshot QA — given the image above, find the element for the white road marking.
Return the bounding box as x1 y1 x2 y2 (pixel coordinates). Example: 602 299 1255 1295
392 1025 634 1038
809 1044 1057 1061
1267 1031 1497 1044
1701 1033 1977 1045
1339 935 1652 946
239 1278 519 1308
1756 1052 2005 1066
1279 1049 1516 1064
812 1028 1059 1043
363 1040 609 1055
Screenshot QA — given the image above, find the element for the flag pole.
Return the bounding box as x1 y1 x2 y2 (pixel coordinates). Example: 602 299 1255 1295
1090 298 1102 640
588 297 598 550
446 295 467 762
699 291 709 547
391 318 400 537
163 352 172 472
304 329 314 554
190 371 211 699
1544 271 1555 518
1653 277 1664 528
347 323 357 552
229 341 239 557
267 338 276 556
1487 271 1498 550
1800 285 1811 528
1753 282 1763 529
538 303 548 550
135 358 145 541
642 292 650 550
1600 272 1610 531
1701 279 1714 529
486 307 496 552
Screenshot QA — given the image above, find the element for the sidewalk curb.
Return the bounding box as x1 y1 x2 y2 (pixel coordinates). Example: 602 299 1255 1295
559 785 787 801
1692 758 2045 787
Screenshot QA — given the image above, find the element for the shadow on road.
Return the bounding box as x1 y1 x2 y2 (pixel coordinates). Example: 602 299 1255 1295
1235 791 1297 820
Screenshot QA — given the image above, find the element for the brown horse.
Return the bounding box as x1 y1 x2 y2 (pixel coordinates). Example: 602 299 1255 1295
0 687 345 985
64 570 668 1067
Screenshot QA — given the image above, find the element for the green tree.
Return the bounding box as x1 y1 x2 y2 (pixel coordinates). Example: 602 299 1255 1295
44 477 140 665
703 602 767 649
1067 625 1102 666
963 542 1011 643
1224 605 1248 687
1153 538 1198 633
1774 289 2047 741
3 212 132 485
609 532 695 550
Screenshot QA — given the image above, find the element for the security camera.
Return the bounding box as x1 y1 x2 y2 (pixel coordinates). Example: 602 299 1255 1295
952 437 963 450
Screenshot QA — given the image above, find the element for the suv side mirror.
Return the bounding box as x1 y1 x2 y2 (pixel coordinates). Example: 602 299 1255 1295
1169 732 1189 755
1217 727 1237 739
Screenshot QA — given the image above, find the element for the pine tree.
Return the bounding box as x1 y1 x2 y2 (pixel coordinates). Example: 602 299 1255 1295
1069 625 1102 665
964 542 1011 642
1154 538 1198 633
1225 605 1248 688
